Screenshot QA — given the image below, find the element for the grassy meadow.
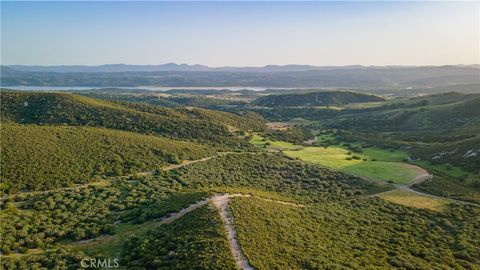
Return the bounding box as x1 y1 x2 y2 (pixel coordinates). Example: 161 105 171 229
252 134 422 184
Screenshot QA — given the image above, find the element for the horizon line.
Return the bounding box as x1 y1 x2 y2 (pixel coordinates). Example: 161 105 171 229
4 63 480 68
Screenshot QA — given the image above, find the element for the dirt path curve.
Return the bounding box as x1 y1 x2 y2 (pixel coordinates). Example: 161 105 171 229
395 164 479 207
361 163 480 207
211 194 254 270
334 163 480 207
403 163 432 186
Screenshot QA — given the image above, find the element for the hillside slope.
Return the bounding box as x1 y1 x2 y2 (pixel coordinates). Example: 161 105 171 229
328 93 480 132
0 91 264 146
0 124 215 193
252 91 384 107
410 136 480 173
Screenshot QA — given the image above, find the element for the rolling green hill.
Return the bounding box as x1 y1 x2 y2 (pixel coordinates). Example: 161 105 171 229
0 124 215 193
410 135 480 173
252 91 384 107
79 91 247 109
0 91 264 146
328 93 480 132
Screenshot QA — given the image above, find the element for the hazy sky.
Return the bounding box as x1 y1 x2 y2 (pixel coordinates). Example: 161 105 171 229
1 1 479 66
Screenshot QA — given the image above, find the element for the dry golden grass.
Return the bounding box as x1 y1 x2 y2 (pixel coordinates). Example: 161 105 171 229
379 189 448 212
266 122 292 130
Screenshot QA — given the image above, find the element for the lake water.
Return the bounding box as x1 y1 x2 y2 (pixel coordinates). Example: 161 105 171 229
1 86 283 91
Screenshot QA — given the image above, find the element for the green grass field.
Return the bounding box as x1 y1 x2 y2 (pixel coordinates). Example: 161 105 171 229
250 134 299 150
284 147 418 184
344 162 418 184
251 134 429 184
360 146 408 162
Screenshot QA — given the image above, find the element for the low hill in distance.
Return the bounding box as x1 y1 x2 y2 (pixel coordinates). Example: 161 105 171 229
252 91 385 107
328 93 480 132
2 66 479 88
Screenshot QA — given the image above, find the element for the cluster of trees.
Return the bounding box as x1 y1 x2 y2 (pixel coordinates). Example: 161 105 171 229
1 248 84 270
230 196 480 269
121 206 236 269
263 126 314 144
174 153 386 203
1 124 216 193
1 186 120 253
0 175 205 253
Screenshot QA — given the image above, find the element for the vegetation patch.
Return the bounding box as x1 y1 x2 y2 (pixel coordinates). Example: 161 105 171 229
121 206 236 269
230 197 480 269
173 152 386 203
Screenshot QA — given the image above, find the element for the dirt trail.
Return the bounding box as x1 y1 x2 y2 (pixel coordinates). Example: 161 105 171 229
154 198 211 224
75 192 302 250
394 164 479 207
162 154 224 171
211 194 254 270
209 193 303 270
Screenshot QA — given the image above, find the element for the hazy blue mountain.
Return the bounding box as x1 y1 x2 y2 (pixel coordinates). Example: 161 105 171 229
5 63 477 73
2 65 479 89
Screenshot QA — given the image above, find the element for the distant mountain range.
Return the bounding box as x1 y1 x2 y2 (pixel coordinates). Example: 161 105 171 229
1 64 479 89
4 63 480 73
